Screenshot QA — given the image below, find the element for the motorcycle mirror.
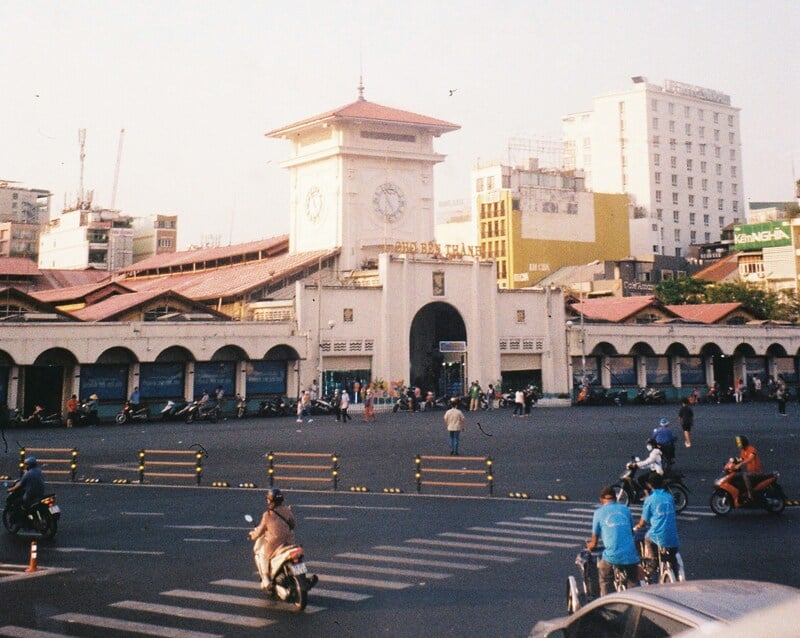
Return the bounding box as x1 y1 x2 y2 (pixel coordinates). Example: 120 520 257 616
634 457 640 462
244 514 253 524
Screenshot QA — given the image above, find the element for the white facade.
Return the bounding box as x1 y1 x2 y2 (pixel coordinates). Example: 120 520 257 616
563 78 745 259
38 208 133 270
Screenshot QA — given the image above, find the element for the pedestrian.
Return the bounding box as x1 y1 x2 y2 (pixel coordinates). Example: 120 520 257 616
513 388 525 416
677 398 694 448
523 387 534 416
363 388 375 422
753 376 762 402
214 385 225 414
129 386 141 409
340 389 352 422
776 381 787 416
443 397 465 455
65 394 79 428
296 391 312 423
586 485 641 597
310 379 318 401
468 380 481 411
333 388 341 421
486 384 495 410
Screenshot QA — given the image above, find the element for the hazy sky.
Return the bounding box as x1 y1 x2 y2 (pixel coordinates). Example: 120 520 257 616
3 1 799 249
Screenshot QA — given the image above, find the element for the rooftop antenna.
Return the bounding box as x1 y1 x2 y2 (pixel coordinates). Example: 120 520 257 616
78 128 86 207
357 47 365 101
110 128 125 209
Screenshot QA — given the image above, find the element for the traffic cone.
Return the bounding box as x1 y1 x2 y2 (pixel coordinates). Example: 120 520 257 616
25 539 38 572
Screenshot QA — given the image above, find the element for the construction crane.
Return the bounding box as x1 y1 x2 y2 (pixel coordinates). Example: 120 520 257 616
110 128 125 210
78 128 86 207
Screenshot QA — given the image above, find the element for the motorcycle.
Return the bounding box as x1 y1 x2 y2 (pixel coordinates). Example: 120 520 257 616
160 399 190 421
392 394 420 412
611 457 689 513
184 401 220 423
422 394 449 411
710 457 786 515
115 401 150 424
3 486 61 540
259 396 292 418
12 407 63 428
245 515 317 611
234 395 247 419
635 386 667 405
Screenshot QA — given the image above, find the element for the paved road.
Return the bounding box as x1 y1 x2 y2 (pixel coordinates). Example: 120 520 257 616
0 402 798 636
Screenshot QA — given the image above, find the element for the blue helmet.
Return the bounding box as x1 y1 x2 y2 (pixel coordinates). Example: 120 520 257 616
659 417 669 427
24 456 37 469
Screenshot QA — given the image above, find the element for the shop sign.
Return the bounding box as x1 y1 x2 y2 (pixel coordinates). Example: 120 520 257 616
393 241 485 259
439 341 467 353
733 221 791 250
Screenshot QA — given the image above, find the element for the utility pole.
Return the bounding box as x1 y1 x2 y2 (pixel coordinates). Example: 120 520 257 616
110 128 125 209
78 129 86 207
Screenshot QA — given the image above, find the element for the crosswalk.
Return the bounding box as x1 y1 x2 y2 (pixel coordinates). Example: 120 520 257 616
0 505 707 637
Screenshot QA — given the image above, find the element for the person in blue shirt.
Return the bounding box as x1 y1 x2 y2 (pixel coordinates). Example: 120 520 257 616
587 485 641 596
652 417 677 470
634 473 680 577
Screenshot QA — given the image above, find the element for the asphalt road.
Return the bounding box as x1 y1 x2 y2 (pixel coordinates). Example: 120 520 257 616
1 401 798 637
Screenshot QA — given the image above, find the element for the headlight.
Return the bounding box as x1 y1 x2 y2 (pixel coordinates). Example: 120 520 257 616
714 478 723 486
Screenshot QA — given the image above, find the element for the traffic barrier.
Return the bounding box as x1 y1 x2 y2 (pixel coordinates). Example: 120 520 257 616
547 494 569 501
238 482 257 488
25 540 38 572
349 486 369 492
112 478 130 484
383 487 403 493
212 481 230 488
508 492 530 499
415 454 494 496
19 447 77 481
138 448 204 485
266 451 339 490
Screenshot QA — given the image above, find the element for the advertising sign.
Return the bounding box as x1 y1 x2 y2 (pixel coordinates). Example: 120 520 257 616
80 364 128 401
193 361 236 398
733 221 791 250
140 363 185 399
245 360 287 396
439 341 467 353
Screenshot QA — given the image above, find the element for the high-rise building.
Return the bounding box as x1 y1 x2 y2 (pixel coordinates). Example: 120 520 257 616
131 214 178 263
562 77 744 259
0 181 51 259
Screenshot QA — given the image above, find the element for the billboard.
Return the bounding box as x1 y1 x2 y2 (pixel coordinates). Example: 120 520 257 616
733 221 791 250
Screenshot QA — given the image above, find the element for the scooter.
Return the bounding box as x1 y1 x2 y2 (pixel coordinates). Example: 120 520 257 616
611 457 689 513
184 401 220 423
245 515 317 611
3 486 61 540
12 407 64 428
635 386 666 404
116 401 150 424
160 399 190 421
235 395 247 419
710 457 786 515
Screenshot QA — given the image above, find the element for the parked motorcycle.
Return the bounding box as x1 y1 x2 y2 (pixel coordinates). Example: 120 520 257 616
234 395 247 419
3 486 61 540
77 401 99 426
116 401 150 424
611 457 689 513
422 394 449 411
392 394 420 412
259 396 292 418
245 514 317 611
11 407 63 428
710 457 786 515
160 399 190 421
635 386 667 405
184 401 220 423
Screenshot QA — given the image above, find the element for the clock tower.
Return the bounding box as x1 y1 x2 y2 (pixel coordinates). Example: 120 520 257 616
266 86 460 271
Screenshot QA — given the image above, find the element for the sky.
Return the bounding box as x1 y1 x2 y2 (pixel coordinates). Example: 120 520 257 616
2 0 799 249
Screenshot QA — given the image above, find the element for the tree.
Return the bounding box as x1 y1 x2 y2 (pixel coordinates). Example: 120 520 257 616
654 276 710 305
704 281 780 320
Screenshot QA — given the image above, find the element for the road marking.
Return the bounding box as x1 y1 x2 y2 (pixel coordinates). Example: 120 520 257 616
438 532 576 549
166 525 247 531
110 601 272 627
121 511 165 516
497 521 591 533
373 545 518 563
542 513 596 520
305 516 347 521
338 552 486 570
307 573 412 589
406 539 548 555
161 589 324 613
308 560 451 579
0 565 73 583
182 539 230 543
50 613 222 638
0 626 72 638
52 547 164 556
301 504 410 511
468 526 586 542
210 578 371 601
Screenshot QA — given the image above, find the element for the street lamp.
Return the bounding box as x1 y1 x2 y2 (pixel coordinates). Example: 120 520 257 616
319 320 335 396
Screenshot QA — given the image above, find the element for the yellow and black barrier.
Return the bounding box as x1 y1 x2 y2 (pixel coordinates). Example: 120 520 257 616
415 454 494 496
138 448 203 485
19 447 78 481
266 451 339 490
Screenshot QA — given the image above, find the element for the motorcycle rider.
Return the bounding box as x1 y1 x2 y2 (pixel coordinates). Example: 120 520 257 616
633 473 680 578
587 485 641 596
652 417 677 470
733 435 762 502
631 438 663 497
7 456 46 522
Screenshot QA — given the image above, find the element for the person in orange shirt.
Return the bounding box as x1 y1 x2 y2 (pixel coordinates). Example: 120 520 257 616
65 394 79 428
733 435 762 501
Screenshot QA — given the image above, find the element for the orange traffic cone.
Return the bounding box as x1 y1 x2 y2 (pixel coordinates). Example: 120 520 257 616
25 539 38 572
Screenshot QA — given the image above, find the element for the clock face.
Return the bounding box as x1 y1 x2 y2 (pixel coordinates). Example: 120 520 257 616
373 182 405 223
305 187 323 223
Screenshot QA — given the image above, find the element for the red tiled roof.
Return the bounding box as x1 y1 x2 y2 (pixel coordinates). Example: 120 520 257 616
266 99 460 137
34 268 112 291
569 296 662 322
68 290 228 322
122 248 339 301
0 257 40 276
666 303 745 324
119 236 289 274
692 253 740 283
30 281 134 304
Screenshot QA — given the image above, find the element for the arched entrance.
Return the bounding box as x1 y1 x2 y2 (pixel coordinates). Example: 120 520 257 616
25 348 77 416
409 302 467 396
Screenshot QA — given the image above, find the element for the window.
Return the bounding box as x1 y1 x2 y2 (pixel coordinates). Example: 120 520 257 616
714 146 721 158
343 308 354 322
698 108 704 120
655 190 662 203
702 178 708 191
688 194 695 206
689 212 696 224
652 223 658 232
670 157 677 169
668 103 675 115
705 232 710 242
157 238 172 248
671 174 678 187
687 177 694 189
686 159 693 172
571 603 631 636
685 123 692 136
700 161 707 173
654 153 660 166
728 114 734 127
729 132 735 144
699 126 705 139
636 608 693 637
675 246 682 257
730 149 736 161
714 129 720 141
718 200 724 212
651 99 659 111
486 175 495 189
652 117 659 129
656 208 663 220
673 210 680 223
654 172 661 184
475 178 484 192
716 164 722 176
669 139 677 151
690 230 696 243
516 309 525 323
672 192 679 205
732 183 738 195
733 200 739 213
703 213 710 225
699 143 706 155
674 229 681 242
685 141 692 153
713 112 720 123
717 181 723 193
653 135 660 147
684 106 691 118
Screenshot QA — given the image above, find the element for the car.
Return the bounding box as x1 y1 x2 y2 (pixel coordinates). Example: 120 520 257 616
529 579 800 638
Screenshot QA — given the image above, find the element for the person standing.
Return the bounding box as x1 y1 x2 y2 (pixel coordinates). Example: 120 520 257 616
586 485 641 596
129 386 141 410
65 394 79 428
513 388 525 416
677 398 694 448
776 381 787 416
486 384 495 410
310 379 318 401
753 376 762 401
444 397 465 455
296 391 312 424
363 388 375 422
468 380 481 411
339 389 351 422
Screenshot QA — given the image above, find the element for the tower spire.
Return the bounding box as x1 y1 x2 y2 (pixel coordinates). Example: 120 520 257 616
357 73 365 101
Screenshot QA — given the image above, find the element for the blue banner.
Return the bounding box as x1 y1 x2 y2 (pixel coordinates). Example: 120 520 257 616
193 361 236 399
246 361 286 396
80 364 128 401
140 363 185 399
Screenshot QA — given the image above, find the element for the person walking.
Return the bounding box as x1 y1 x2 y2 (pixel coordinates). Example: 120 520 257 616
444 398 465 455
339 389 352 422
363 388 375 422
65 394 79 428
776 381 787 416
513 388 525 416
468 380 482 411
333 388 341 422
486 384 495 410
677 398 694 448
296 391 312 423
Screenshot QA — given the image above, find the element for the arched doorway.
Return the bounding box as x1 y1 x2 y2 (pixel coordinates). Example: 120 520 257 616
25 348 77 416
409 302 466 396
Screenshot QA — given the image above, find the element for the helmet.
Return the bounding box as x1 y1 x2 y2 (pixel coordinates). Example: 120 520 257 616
659 417 669 427
266 488 284 505
736 435 749 449
646 438 657 447
23 456 37 469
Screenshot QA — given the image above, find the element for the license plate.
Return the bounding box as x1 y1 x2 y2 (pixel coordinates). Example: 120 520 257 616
49 505 60 514
290 563 307 575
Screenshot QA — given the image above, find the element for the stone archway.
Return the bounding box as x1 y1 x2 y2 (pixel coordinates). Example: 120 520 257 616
409 302 467 396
